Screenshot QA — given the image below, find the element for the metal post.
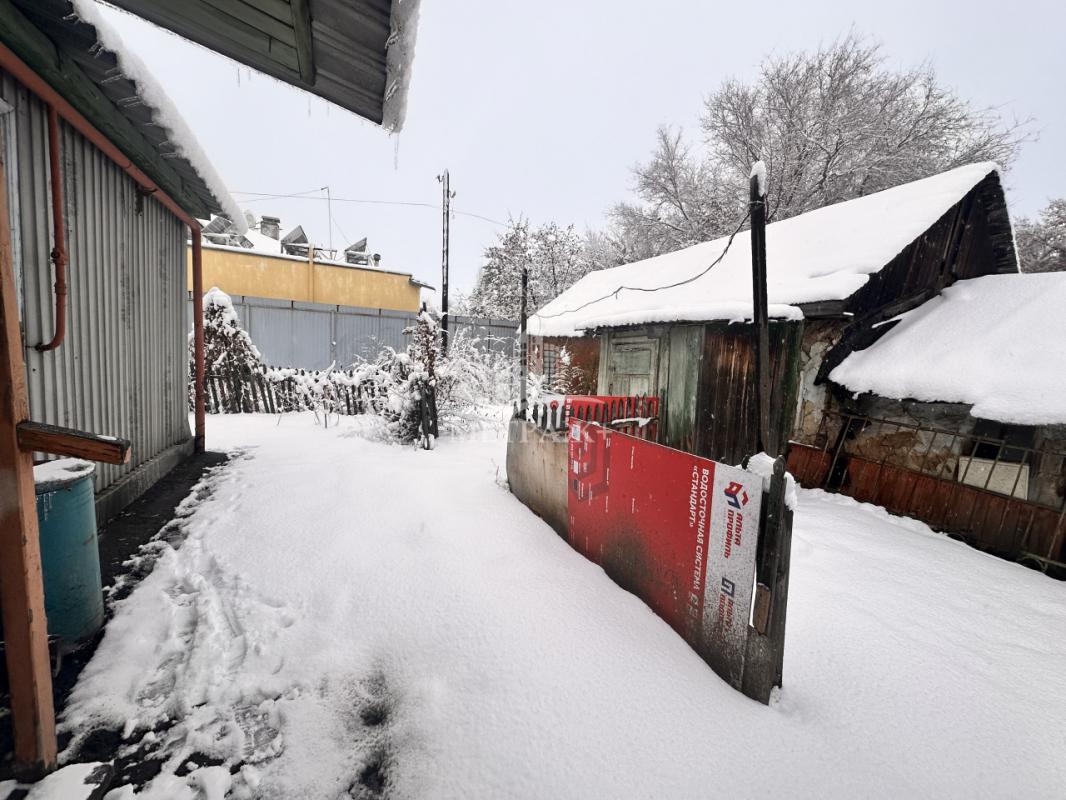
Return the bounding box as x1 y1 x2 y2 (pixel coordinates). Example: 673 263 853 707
192 226 206 453
519 266 528 418
324 184 333 254
749 163 771 455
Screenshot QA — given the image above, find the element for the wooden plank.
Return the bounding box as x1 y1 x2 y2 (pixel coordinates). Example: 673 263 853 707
290 0 316 83
16 421 131 465
203 0 298 43
0 140 57 777
245 368 262 412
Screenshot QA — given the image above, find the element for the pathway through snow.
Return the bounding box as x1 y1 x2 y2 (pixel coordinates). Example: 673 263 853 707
60 414 1066 799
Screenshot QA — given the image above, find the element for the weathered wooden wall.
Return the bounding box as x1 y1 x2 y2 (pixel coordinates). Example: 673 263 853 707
663 325 703 453
694 321 803 465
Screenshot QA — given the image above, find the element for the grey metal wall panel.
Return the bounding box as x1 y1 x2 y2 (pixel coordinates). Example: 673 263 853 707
334 311 384 362
184 294 518 369
452 315 518 356
3 72 191 495
248 304 333 368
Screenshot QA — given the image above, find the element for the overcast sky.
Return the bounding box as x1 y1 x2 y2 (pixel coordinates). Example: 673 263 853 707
99 0 1063 294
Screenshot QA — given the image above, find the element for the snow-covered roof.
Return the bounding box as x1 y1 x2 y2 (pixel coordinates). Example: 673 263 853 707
830 273 1066 426
67 0 246 230
529 163 1003 337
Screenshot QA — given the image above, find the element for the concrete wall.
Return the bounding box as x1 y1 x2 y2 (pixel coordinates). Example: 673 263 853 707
186 245 422 313
506 419 568 537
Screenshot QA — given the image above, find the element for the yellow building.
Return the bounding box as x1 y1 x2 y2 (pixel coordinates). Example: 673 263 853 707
186 226 427 313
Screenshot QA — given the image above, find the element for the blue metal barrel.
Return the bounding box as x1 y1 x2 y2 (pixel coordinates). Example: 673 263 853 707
34 459 104 650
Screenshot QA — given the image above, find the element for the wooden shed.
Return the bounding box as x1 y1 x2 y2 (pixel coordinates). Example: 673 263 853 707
530 163 1017 469
800 272 1066 570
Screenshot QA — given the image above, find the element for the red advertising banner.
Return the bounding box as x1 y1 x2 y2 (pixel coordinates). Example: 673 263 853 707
567 420 762 684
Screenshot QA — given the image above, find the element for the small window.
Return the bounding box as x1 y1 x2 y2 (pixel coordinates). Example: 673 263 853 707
542 342 559 385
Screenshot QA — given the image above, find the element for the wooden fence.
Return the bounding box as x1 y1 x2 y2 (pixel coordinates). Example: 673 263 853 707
787 411 1066 572
204 368 387 415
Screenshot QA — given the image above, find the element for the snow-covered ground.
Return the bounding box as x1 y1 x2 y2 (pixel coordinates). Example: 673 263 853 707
57 413 1066 799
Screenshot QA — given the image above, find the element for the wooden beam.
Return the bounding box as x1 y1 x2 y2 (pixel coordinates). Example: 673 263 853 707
0 128 57 778
16 421 131 465
291 0 316 84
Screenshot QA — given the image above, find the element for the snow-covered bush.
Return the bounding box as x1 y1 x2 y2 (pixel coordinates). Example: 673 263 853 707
192 294 518 438
189 288 263 411
347 312 518 440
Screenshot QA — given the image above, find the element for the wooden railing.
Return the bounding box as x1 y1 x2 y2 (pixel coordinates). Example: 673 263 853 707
528 395 661 441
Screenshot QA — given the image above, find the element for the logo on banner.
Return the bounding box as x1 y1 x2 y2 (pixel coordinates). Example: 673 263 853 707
723 481 749 509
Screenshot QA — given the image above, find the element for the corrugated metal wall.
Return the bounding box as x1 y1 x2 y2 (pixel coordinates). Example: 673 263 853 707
188 292 517 369
1 71 190 495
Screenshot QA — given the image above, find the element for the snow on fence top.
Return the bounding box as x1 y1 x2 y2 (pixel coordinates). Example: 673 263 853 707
529 162 1000 337
70 0 246 232
830 272 1066 426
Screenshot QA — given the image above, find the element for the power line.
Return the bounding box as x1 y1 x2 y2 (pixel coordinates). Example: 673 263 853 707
230 189 506 226
534 211 752 320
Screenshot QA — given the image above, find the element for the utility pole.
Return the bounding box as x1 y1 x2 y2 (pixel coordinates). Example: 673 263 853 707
323 185 333 254
749 161 771 454
437 170 453 354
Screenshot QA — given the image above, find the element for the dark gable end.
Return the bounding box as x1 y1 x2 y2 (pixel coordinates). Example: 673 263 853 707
844 170 1017 317
815 171 1018 386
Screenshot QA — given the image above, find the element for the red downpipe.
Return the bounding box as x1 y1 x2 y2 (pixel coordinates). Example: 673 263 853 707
0 41 207 449
35 106 67 351
192 229 205 452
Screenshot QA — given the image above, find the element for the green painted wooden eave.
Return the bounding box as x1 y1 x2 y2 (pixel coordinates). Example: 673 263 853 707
0 0 217 219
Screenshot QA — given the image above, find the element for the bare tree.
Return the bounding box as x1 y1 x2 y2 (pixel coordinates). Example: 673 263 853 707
609 34 1031 258
469 219 591 318
1015 199 1066 272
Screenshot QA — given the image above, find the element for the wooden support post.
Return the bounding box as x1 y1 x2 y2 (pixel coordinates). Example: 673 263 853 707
0 147 57 777
749 163 771 454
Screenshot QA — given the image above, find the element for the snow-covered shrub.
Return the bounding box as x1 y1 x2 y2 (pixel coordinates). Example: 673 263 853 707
434 328 518 427
347 313 519 440
355 310 439 444
189 288 263 411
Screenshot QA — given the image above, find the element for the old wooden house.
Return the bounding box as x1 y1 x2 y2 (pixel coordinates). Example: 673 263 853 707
530 162 1016 463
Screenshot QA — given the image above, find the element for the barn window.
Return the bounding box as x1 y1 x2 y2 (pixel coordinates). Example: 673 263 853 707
957 420 1035 499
